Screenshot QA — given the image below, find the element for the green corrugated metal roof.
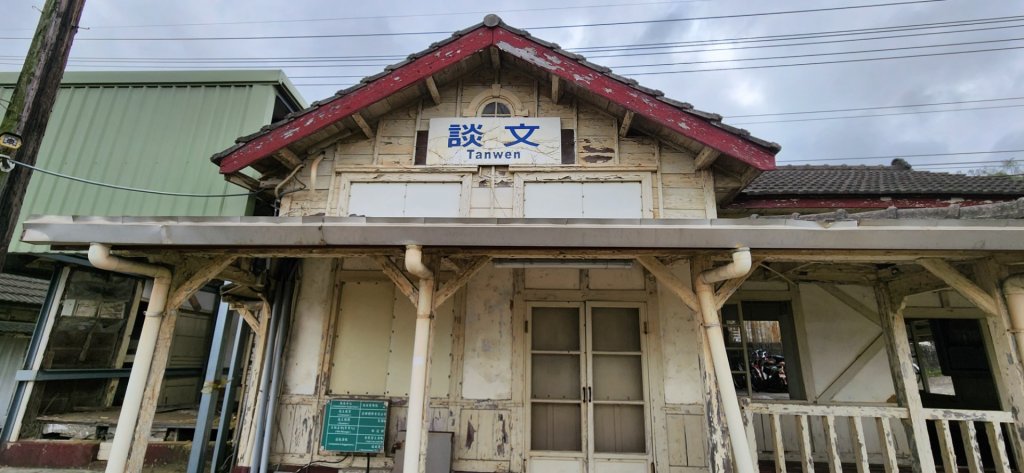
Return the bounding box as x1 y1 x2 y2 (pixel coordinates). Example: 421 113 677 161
1 70 305 253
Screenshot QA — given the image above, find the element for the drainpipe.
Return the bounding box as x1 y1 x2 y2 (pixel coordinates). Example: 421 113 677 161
1003 275 1024 368
88 243 172 473
402 245 434 473
696 248 755 473
258 267 297 473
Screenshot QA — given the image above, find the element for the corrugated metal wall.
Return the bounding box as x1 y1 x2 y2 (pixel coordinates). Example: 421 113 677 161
0 334 29 431
1 77 282 253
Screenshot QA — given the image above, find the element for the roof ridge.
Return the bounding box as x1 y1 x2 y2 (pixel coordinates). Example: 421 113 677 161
211 14 780 174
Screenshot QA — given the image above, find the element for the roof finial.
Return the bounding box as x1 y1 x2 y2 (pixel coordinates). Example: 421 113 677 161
483 14 502 27
891 158 912 170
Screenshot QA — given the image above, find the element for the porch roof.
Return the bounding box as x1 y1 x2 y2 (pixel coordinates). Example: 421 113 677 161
20 215 1024 252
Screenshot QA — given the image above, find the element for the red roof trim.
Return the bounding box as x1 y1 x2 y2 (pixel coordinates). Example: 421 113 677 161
492 29 775 171
218 29 494 174
727 197 1016 210
218 25 778 174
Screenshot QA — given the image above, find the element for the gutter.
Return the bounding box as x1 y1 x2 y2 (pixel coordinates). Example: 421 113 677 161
402 245 435 473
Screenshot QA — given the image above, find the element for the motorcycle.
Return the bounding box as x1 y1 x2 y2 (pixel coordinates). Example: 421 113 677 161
749 349 788 392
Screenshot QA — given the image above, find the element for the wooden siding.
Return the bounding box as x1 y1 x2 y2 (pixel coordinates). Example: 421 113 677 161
277 62 712 220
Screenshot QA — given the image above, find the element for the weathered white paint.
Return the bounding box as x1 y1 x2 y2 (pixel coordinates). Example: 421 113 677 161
462 266 514 400
282 259 335 395
329 281 394 395
657 261 704 405
347 182 462 217
798 284 894 402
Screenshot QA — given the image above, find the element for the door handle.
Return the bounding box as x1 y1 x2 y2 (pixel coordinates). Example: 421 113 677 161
586 386 593 402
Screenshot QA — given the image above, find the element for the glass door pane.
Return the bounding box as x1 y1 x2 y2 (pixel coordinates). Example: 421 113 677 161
588 305 646 455
530 305 584 453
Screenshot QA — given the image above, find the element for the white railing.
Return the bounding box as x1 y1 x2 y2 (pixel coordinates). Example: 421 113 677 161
743 400 1019 473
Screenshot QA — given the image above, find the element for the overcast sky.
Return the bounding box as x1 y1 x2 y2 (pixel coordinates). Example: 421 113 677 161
2 0 1022 172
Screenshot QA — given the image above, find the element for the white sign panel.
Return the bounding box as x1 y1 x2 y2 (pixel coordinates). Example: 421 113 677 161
427 117 562 166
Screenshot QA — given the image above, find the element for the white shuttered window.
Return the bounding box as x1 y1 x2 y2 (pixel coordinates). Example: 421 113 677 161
347 182 462 217
523 182 642 218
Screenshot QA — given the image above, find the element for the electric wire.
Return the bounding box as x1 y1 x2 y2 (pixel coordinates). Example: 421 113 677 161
779 149 1024 164
725 96 1024 118
0 157 255 197
589 22 1024 59
11 0 714 30
729 104 1024 125
613 36 1024 69
627 44 1024 75
0 0 947 41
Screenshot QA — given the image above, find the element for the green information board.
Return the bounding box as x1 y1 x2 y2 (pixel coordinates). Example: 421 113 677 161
320 399 388 453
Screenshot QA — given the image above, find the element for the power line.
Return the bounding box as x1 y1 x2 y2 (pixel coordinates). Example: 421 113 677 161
588 22 1024 59
780 149 1024 164
725 96 1024 118
576 15 1024 52
0 1 947 41
730 104 1024 125
4 14 1018 66
628 44 1024 75
0 157 254 197
19 19 1023 71
613 36 1024 69
18 0 714 30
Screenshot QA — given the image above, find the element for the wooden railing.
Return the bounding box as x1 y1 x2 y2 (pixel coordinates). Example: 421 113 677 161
743 400 1019 473
922 408 1016 473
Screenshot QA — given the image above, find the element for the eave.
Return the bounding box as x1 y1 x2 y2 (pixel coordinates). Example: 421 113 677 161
21 216 1024 253
213 20 779 175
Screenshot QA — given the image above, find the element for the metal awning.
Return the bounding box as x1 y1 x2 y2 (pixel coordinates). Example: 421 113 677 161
20 215 1024 252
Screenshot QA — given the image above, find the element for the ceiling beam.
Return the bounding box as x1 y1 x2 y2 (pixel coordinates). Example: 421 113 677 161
352 112 375 140
224 172 259 191
694 146 720 170
618 110 635 138
490 46 501 69
424 76 442 106
917 258 998 315
273 147 302 170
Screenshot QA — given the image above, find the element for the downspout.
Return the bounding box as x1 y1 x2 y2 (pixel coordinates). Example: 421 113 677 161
248 279 285 469
402 245 434 473
696 248 755 473
89 243 172 473
258 266 297 473
1003 275 1024 369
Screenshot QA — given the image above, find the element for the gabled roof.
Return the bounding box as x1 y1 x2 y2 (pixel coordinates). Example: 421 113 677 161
742 162 1024 196
212 15 780 175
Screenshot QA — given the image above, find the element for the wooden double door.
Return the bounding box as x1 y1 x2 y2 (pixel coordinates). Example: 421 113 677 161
527 302 651 473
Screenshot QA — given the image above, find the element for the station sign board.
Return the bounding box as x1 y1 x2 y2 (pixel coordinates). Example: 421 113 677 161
426 117 562 165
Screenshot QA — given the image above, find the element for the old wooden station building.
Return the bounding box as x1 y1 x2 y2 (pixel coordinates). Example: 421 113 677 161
16 15 1024 473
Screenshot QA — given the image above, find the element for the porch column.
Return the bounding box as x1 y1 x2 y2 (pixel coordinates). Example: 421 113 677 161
973 261 1024 467
874 283 936 473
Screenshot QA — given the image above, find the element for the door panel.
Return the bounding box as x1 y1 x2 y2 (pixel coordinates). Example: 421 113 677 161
529 302 651 470
530 457 585 473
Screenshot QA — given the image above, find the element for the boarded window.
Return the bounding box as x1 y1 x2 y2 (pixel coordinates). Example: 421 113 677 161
523 181 642 218
561 129 575 164
347 182 461 217
414 130 428 165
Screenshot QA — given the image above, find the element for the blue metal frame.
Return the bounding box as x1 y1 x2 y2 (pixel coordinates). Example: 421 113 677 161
1 263 64 444
187 299 232 473
209 319 249 473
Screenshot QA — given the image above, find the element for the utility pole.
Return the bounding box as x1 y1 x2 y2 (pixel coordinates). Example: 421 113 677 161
0 0 87 270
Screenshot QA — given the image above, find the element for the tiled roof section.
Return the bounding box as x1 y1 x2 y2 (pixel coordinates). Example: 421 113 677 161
0 273 49 305
743 164 1024 196
756 198 1024 221
210 16 780 167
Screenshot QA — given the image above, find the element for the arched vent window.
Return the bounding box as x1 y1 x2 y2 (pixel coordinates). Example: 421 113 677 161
478 99 513 117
